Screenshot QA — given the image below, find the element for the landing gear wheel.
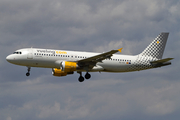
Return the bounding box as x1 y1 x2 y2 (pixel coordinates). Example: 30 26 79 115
78 76 84 82
26 67 31 76
26 72 30 76
85 72 91 79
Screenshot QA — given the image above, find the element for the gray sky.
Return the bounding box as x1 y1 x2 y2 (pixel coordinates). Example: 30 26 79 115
0 0 180 120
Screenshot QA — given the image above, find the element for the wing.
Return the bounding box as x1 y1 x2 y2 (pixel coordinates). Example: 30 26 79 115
76 48 122 69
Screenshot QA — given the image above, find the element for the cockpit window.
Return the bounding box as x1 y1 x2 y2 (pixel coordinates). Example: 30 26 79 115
13 51 22 54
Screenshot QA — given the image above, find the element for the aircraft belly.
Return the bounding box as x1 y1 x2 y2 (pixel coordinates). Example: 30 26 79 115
98 62 131 72
17 57 57 68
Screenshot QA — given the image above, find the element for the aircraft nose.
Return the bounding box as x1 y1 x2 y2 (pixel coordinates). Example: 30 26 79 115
6 55 13 62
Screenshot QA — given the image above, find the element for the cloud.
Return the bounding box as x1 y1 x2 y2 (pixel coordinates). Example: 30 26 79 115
1 78 180 120
6 117 12 120
38 102 61 118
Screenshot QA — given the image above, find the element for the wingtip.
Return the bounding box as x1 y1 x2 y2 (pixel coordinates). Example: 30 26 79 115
118 48 123 52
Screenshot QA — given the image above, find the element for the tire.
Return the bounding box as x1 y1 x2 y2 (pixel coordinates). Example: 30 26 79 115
78 76 84 82
26 72 30 76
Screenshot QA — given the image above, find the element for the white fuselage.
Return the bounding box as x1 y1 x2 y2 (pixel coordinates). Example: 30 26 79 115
6 48 155 73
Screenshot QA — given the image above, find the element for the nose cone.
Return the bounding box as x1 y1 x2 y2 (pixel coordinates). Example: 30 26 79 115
6 55 13 63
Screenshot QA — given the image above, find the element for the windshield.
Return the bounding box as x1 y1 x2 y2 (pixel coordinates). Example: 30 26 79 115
13 51 22 54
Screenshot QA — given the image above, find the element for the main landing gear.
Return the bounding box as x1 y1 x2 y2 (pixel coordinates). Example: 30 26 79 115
78 72 91 82
26 67 31 76
85 72 91 79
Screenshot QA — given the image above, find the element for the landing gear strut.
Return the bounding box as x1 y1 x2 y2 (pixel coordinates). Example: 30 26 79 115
78 72 84 82
26 67 31 76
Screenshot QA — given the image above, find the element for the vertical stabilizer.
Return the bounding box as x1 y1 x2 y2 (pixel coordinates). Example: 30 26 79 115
139 33 169 59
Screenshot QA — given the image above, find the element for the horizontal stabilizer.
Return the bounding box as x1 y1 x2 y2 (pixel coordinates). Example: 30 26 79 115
150 58 174 64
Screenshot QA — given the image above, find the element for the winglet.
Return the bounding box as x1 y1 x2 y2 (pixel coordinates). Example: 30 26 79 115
118 48 123 53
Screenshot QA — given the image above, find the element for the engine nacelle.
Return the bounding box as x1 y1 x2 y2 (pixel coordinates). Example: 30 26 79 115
52 68 74 77
60 61 77 72
52 68 67 76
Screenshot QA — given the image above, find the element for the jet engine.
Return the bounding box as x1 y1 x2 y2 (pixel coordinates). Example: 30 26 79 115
52 61 77 77
52 68 74 77
52 68 67 76
60 61 77 72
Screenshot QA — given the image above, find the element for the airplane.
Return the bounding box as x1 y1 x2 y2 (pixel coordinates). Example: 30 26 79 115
6 32 173 82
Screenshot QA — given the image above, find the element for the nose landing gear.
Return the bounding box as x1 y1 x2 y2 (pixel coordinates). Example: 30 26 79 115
26 67 31 76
